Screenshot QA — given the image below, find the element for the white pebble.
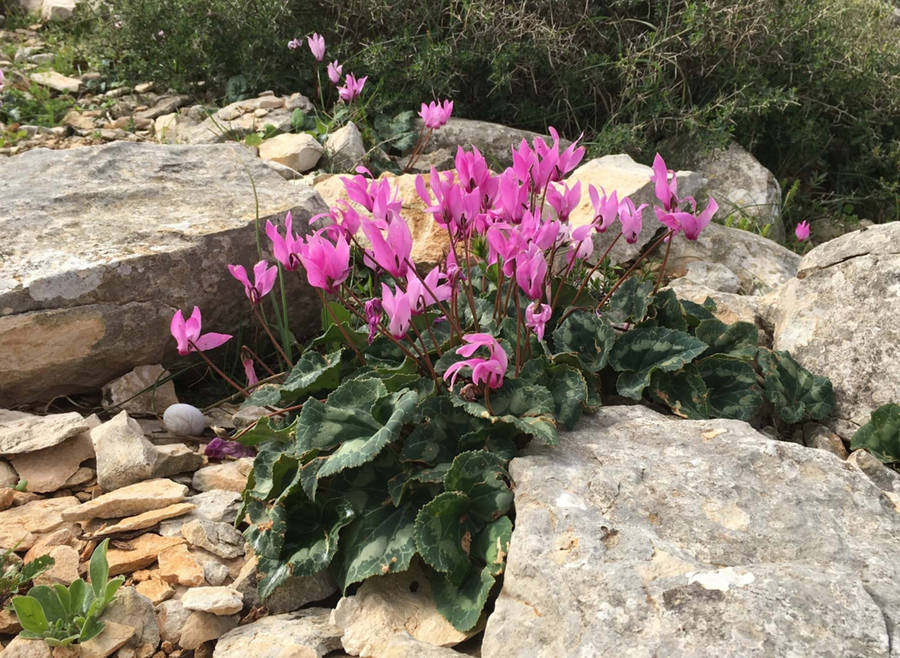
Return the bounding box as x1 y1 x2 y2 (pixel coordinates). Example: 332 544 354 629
163 403 207 435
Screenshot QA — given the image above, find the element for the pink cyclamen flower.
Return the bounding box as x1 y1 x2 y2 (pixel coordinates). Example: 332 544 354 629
655 197 718 241
618 197 648 244
651 153 678 211
443 333 508 391
241 357 259 387
227 260 277 305
419 99 453 130
338 73 367 103
297 229 351 293
361 216 412 278
381 283 412 339
516 246 548 300
795 220 810 241
588 185 619 232
525 302 552 342
546 181 581 222
327 60 343 85
266 211 303 271
567 224 594 264
287 38 302 50
364 298 383 344
307 33 325 61
170 307 232 356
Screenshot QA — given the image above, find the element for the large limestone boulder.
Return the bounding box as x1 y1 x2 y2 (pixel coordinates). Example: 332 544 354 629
770 222 900 439
482 406 900 657
0 141 327 406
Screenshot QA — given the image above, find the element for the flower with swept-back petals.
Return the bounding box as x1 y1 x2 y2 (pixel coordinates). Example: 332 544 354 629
588 185 619 232
419 99 453 129
287 38 302 50
337 73 367 103
364 298 383 344
307 33 325 61
327 60 343 84
655 196 718 241
525 302 552 341
618 198 648 244
361 216 412 278
651 153 679 211
170 307 231 356
381 283 412 338
795 220 810 241
547 181 581 222
443 333 508 391
227 260 277 305
516 245 548 300
266 211 303 271
297 229 351 293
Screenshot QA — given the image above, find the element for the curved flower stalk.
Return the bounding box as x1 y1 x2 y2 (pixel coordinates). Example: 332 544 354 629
443 333 508 391
405 99 454 173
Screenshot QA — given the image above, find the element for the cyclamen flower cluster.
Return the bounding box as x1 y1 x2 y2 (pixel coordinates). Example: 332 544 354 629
169 113 717 401
288 32 367 104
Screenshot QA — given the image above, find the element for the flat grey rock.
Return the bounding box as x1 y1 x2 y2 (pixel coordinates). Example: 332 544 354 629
482 406 900 657
0 141 327 405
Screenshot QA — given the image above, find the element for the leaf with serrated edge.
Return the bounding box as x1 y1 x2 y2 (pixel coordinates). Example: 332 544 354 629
415 491 473 586
609 327 708 399
429 565 496 633
758 349 834 424
472 516 513 576
851 403 900 463
334 504 417 591
697 356 763 421
649 366 710 419
444 451 513 523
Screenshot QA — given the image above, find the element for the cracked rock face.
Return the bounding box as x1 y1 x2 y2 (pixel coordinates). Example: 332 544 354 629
771 222 900 439
0 141 328 405
482 406 900 658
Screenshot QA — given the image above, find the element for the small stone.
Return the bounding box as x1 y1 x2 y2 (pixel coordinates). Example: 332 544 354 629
0 496 79 550
62 479 188 521
135 573 174 605
324 122 366 172
262 159 302 180
0 487 13 511
91 502 195 538
0 607 22 634
182 586 243 615
41 0 78 22
181 519 244 559
90 411 160 490
0 460 17 487
158 544 205 586
153 444 203 480
29 70 82 94
848 449 900 493
201 561 230 587
106 534 185 576
0 410 90 456
162 404 207 436
192 459 253 493
179 612 239 650
100 587 160 655
23 525 81 564
63 466 95 488
32 545 80 585
802 423 849 459
77 620 135 658
156 600 190 644
0 636 52 657
212 609 342 658
284 93 314 112
134 82 155 94
158 490 241 536
9 418 97 493
101 365 179 416
258 133 323 174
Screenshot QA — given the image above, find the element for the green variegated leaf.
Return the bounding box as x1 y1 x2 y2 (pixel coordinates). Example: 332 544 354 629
293 378 388 453
681 297 717 326
758 349 834 424
606 276 654 324
697 356 763 421
236 417 298 447
648 366 710 419
649 288 687 331
449 379 558 445
429 565 496 633
851 403 900 463
545 362 588 430
472 516 513 576
609 327 708 399
19 554 55 582
551 311 616 372
280 348 344 403
334 504 418 591
316 389 418 479
388 463 450 506
414 492 474 586
694 319 758 360
444 451 512 522
241 384 282 409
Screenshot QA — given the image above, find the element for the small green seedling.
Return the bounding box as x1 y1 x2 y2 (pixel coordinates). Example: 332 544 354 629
12 539 124 646
1 547 55 609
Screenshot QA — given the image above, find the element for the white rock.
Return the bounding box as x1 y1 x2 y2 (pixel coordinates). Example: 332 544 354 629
258 133 323 173
324 122 366 172
182 586 243 616
163 403 207 435
30 70 82 94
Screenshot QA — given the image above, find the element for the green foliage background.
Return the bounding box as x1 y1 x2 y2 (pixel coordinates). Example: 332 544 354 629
44 0 900 223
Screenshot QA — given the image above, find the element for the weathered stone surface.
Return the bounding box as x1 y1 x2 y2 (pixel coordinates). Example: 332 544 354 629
22 525 81 564
0 636 52 658
152 443 203 480
62 478 188 521
258 132 323 173
481 406 900 657
0 487 13 511
32 545 79 585
565 155 705 266
683 141 784 243
181 586 243 615
332 564 474 656
181 519 244 559
191 459 253 493
91 502 194 537
324 122 366 172
382 632 467 658
134 572 174 605
77 620 135 658
665 221 800 295
41 0 79 21
771 223 900 439
0 411 90 456
158 489 241 536
157 543 205 586
801 422 849 460
212 609 342 658
670 260 742 293
155 600 190 644
105 534 185 576
30 70 81 94
0 141 327 406
8 419 96 493
0 460 17 488
848 449 900 494
232 555 336 612
179 611 239 650
99 587 159 656
101 364 179 416
665 280 761 328
0 496 79 550
415 118 566 170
